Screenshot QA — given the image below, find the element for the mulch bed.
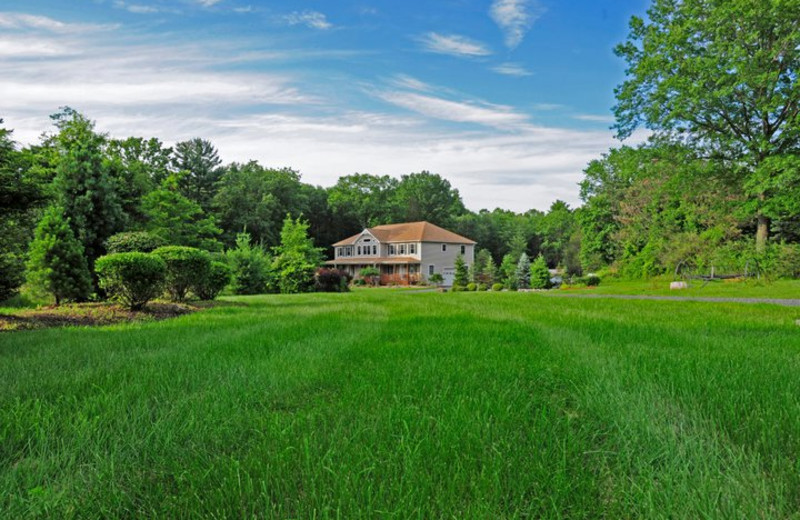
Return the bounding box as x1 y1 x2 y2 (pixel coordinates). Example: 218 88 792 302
0 302 201 332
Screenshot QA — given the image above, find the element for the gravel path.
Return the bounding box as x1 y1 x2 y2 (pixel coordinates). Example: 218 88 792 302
546 293 800 307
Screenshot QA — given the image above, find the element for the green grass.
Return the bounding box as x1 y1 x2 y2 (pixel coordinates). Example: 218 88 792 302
3 291 800 518
563 277 800 299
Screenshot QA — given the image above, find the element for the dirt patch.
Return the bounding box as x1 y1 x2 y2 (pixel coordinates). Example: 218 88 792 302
0 301 204 332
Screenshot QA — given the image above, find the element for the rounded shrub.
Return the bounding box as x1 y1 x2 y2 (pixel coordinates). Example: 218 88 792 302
466 282 477 291
152 246 211 301
585 274 601 286
314 268 351 293
106 231 166 254
477 283 488 291
450 284 466 292
194 261 232 300
95 252 166 310
491 283 504 292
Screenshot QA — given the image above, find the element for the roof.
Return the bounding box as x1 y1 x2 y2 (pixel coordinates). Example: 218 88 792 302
332 221 476 247
325 257 420 265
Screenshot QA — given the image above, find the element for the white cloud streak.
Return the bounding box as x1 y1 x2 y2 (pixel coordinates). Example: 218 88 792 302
0 11 117 32
491 62 532 77
417 32 491 58
489 0 545 49
280 10 333 30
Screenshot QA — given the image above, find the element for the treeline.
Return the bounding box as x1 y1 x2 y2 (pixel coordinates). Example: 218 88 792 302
0 108 586 302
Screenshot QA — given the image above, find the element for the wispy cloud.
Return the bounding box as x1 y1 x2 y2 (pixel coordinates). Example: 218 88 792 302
196 0 223 7
280 10 333 30
0 12 117 32
417 32 491 58
491 62 532 77
390 74 435 93
573 114 615 123
376 90 527 129
489 0 545 49
532 103 564 111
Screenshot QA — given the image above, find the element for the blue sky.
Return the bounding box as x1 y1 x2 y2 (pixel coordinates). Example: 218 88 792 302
0 0 649 212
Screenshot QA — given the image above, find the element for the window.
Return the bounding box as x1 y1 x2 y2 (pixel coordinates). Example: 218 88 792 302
357 246 362 255
387 265 394 275
410 244 416 254
372 245 377 255
428 265 435 275
336 248 342 257
442 244 447 252
460 245 466 255
363 238 371 242
389 245 396 255
399 244 406 255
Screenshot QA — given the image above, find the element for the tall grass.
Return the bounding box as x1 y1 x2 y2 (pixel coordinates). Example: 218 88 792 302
2 291 800 518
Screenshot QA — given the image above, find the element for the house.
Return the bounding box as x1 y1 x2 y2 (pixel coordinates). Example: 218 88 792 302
327 221 476 286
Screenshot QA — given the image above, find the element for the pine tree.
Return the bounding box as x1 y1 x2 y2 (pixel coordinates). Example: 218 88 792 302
272 215 323 294
516 252 531 290
51 108 123 278
26 206 93 305
530 254 552 290
500 253 518 290
454 254 469 287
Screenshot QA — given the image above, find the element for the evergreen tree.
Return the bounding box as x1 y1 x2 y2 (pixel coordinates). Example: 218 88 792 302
26 206 92 305
454 254 469 287
530 254 552 290
500 253 518 290
172 138 222 212
508 229 528 263
227 232 273 295
51 108 124 277
516 252 531 290
272 215 323 294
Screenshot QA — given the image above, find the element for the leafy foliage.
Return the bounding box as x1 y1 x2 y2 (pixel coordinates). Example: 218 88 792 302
314 268 351 293
359 266 380 286
194 261 232 301
95 252 166 310
226 233 274 295
530 254 552 290
272 216 323 294
26 206 93 305
106 231 166 254
152 246 211 301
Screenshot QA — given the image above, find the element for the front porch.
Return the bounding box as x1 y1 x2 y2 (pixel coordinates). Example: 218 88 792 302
326 258 422 286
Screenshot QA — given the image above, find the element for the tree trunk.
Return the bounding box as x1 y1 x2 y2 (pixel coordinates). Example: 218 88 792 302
756 212 769 252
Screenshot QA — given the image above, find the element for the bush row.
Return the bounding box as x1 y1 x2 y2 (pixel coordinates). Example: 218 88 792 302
95 246 231 310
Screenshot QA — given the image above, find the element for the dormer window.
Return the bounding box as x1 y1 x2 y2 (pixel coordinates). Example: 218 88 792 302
410 244 416 254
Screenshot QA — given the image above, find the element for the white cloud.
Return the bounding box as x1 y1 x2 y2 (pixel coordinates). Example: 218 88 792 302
417 32 491 58
490 0 545 49
390 74 435 92
196 0 223 6
0 37 80 57
0 12 117 32
280 10 332 30
532 103 564 111
573 114 616 123
376 90 528 129
491 62 532 77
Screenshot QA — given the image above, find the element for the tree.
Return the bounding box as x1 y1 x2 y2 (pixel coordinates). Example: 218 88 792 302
472 249 494 285
272 215 324 294
0 120 45 300
143 174 222 251
172 138 222 212
453 254 469 287
106 137 171 227
328 173 399 232
539 200 576 268
26 206 92 305
226 232 274 295
530 254 552 290
51 108 124 276
516 252 531 290
392 171 466 227
499 254 518 290
614 0 800 249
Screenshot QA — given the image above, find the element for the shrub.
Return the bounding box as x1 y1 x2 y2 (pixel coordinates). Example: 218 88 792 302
194 261 232 300
466 282 477 291
106 231 165 254
353 278 366 286
491 283 504 291
530 254 552 290
477 283 488 291
227 233 273 295
451 284 466 292
359 266 380 286
26 206 92 305
95 253 166 310
0 251 24 302
152 246 211 301
315 268 351 293
585 274 601 286
429 273 444 286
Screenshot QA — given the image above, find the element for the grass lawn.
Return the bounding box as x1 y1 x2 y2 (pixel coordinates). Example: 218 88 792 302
561 277 800 299
3 291 800 518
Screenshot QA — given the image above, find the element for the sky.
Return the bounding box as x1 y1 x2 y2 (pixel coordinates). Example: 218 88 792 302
0 0 650 213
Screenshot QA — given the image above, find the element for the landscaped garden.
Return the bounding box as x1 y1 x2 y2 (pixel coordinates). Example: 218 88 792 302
3 290 800 518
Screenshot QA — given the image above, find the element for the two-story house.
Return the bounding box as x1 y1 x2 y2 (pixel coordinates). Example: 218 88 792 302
327 221 476 286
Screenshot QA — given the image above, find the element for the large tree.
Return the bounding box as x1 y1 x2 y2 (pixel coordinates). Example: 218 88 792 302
172 138 223 212
392 171 466 228
106 137 171 227
327 173 399 233
614 0 800 249
51 108 124 275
